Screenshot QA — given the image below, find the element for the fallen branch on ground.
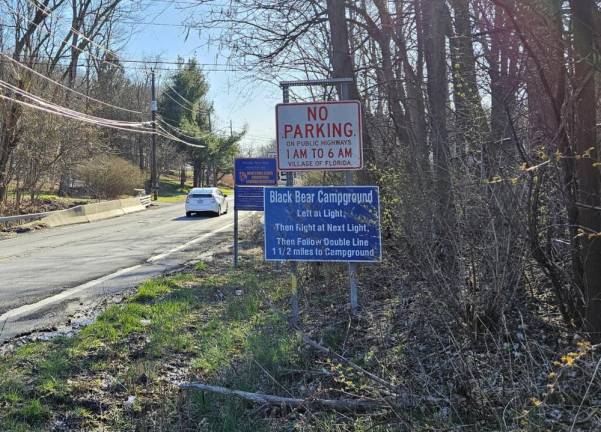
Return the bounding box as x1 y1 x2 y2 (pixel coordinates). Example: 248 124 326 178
180 382 385 411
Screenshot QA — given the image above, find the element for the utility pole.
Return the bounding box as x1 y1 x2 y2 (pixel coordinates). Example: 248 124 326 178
150 70 158 200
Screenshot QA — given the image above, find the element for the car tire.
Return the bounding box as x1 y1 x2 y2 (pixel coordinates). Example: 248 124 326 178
186 212 192 217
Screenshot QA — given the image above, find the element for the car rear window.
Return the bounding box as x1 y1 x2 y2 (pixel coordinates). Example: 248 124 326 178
191 193 213 198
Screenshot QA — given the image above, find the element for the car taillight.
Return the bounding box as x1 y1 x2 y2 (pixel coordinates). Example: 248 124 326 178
186 196 190 202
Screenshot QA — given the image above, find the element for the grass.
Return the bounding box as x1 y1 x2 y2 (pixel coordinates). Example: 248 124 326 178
219 186 234 196
0 255 295 431
156 175 233 203
0 241 395 431
156 176 191 203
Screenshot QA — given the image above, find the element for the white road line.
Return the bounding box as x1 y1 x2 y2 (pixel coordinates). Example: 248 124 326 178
0 264 142 323
147 219 236 262
0 213 250 324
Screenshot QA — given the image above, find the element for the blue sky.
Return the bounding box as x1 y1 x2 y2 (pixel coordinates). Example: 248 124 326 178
121 2 279 152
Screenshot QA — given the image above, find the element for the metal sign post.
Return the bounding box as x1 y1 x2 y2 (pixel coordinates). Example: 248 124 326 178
281 84 300 326
340 82 360 313
233 158 277 268
278 77 363 325
234 208 239 267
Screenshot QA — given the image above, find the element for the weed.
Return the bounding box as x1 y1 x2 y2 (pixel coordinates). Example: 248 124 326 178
133 277 176 302
0 379 25 404
14 399 51 425
195 260 208 272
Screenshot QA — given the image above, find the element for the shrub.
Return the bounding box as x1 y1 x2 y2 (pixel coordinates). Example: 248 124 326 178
78 155 144 199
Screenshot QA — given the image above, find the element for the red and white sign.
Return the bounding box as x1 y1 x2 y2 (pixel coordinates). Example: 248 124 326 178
276 101 363 171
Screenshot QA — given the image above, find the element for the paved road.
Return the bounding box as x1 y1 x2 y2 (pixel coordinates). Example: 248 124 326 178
0 200 248 342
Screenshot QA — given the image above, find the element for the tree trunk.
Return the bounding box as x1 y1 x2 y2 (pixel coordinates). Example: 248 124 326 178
325 0 375 167
58 170 71 197
0 103 22 203
180 165 186 188
422 0 457 276
192 159 201 188
449 0 488 162
138 137 145 171
571 0 601 341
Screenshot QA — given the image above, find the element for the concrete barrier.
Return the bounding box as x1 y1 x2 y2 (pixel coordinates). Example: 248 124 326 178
42 205 89 227
38 196 150 228
119 197 146 214
84 201 125 222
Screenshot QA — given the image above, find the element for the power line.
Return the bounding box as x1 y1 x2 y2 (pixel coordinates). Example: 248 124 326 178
165 83 195 108
116 20 229 28
2 3 252 72
6 0 244 70
155 123 205 148
158 117 212 140
0 80 205 148
0 60 253 73
162 90 195 113
0 93 155 134
160 84 213 114
133 0 234 7
26 0 123 60
4 1 237 76
1 1 128 71
0 79 152 128
0 53 146 115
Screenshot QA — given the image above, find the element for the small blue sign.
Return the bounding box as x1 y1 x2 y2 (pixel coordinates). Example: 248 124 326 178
235 158 277 186
264 186 381 262
235 186 264 211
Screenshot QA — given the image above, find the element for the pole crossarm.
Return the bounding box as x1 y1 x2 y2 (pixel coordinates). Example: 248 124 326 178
279 77 354 88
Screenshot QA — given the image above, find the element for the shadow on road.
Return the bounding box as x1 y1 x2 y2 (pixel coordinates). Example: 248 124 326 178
172 213 220 221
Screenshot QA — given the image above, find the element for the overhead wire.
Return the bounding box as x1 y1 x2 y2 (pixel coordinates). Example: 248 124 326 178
0 53 146 115
25 0 248 74
160 84 215 115
0 93 156 134
0 59 252 72
0 79 153 128
162 90 196 113
157 116 211 140
27 0 123 60
158 116 251 147
3 2 253 72
0 80 205 147
155 123 205 148
164 83 195 108
1 1 232 149
1 0 131 73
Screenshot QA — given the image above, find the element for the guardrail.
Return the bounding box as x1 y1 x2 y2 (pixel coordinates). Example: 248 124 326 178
0 211 52 225
139 195 152 207
0 195 153 227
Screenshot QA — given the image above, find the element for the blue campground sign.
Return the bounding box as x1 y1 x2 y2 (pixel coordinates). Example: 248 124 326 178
234 158 277 186
264 186 381 262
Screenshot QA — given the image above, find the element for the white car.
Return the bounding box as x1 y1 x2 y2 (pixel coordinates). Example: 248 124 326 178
185 187 228 216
